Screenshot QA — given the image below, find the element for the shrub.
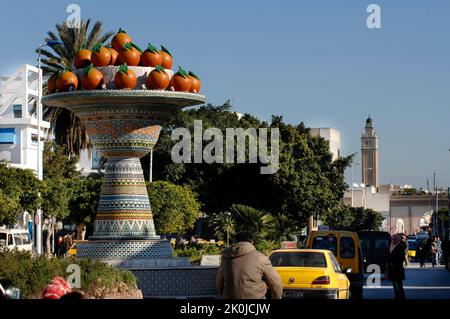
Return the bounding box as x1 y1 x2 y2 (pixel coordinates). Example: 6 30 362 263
0 249 136 298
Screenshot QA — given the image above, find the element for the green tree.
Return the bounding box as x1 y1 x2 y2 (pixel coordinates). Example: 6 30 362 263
209 213 236 246
41 142 80 254
0 161 42 226
150 102 352 232
39 19 113 155
68 174 103 240
146 181 202 235
323 205 384 231
228 204 275 244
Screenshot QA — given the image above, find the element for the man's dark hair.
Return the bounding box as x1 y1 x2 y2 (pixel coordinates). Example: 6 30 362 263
60 291 84 300
234 231 254 243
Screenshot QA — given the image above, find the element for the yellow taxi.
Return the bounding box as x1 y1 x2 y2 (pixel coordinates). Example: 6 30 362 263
269 249 351 299
305 230 365 299
67 240 88 257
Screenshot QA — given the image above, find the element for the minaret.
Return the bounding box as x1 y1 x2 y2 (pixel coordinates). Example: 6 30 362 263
361 115 379 188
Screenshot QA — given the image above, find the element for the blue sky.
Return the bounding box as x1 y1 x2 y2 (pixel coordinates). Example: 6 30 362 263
1 0 450 188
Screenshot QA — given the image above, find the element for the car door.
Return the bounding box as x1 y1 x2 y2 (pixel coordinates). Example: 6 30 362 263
329 252 349 299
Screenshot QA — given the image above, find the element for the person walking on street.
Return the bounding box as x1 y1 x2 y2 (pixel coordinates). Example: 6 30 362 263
216 231 283 299
388 233 407 300
418 239 427 267
436 236 442 265
431 236 438 267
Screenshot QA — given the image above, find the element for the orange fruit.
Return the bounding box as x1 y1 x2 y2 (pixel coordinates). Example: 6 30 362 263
91 43 111 67
74 49 92 69
141 43 162 67
171 67 191 92
114 63 137 90
56 70 78 92
147 65 170 90
81 64 104 90
160 45 173 69
111 28 132 52
47 73 58 94
108 47 119 65
119 43 141 66
188 71 201 93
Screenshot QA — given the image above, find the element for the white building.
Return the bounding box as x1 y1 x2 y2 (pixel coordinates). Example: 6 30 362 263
0 64 50 173
310 127 341 161
77 148 102 175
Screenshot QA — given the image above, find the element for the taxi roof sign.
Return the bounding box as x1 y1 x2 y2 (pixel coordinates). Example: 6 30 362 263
281 241 297 249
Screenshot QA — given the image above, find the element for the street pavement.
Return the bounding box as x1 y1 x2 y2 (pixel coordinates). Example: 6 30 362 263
363 262 450 299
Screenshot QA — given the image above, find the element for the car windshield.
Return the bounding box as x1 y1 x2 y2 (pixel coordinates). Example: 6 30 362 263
21 233 31 245
312 235 338 256
270 252 327 268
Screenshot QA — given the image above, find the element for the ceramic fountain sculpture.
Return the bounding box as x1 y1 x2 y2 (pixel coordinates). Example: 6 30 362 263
42 54 204 268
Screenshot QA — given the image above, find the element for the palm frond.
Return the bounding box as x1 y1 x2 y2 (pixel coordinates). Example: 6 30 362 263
39 18 111 155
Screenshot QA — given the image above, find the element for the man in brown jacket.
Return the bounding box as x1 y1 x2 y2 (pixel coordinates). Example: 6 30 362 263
216 231 283 299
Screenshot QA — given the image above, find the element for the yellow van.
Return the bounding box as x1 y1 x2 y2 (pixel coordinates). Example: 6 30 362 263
305 230 364 299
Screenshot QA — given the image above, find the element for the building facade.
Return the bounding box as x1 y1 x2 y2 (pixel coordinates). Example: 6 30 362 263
361 116 379 188
310 127 341 161
0 64 50 173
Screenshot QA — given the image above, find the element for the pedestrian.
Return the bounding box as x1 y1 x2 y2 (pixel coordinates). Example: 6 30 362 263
418 239 427 267
436 236 442 266
56 235 63 257
431 236 438 267
388 233 407 300
63 233 73 258
216 231 283 299
401 233 409 266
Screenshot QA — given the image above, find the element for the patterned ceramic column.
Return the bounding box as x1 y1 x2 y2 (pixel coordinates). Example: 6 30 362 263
42 88 204 263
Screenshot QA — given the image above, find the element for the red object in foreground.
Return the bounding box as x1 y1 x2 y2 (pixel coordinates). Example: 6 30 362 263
42 277 71 299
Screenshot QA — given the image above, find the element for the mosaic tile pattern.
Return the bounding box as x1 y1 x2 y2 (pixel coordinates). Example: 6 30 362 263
132 267 220 298
41 89 205 260
77 240 173 259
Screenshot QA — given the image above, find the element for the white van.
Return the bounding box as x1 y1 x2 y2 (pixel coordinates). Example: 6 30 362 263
0 229 32 252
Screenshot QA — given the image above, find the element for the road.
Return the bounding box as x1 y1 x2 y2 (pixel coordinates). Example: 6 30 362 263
363 263 450 299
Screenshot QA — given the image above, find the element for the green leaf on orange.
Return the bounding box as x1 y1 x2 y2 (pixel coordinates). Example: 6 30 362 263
118 63 129 75
92 42 103 53
131 43 143 53
147 43 158 54
155 65 166 73
188 71 200 80
161 45 172 57
82 64 94 76
177 66 188 78
122 42 134 52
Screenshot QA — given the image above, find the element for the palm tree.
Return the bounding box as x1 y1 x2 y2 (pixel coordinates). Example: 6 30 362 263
38 19 114 155
210 213 236 247
228 204 275 243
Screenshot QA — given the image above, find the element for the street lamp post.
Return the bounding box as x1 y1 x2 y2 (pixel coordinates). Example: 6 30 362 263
36 40 62 255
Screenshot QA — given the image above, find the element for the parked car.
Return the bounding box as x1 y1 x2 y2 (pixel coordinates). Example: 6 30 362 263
0 229 32 252
269 249 350 299
358 231 391 273
305 230 364 299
